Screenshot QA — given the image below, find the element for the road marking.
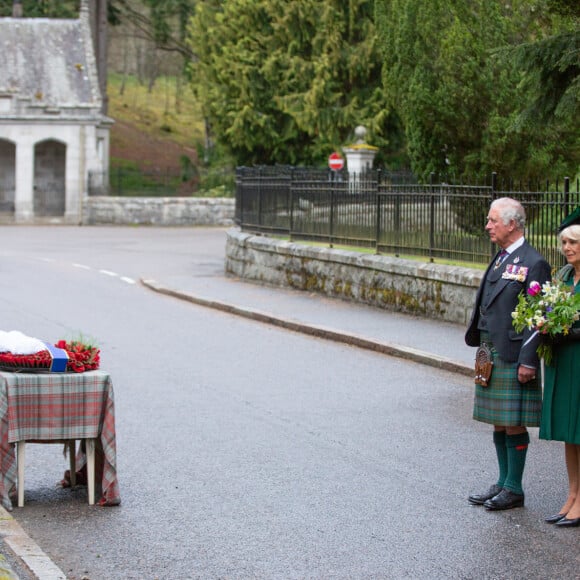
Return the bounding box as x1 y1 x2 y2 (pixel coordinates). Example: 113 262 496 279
99 270 136 284
34 258 137 287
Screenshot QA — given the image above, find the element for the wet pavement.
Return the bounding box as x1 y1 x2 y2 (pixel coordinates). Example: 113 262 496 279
140 230 475 379
0 226 493 579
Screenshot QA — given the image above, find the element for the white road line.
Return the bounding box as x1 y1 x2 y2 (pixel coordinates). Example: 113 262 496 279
99 269 136 284
36 259 136 286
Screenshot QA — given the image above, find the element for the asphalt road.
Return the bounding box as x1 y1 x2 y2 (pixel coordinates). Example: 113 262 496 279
0 226 577 580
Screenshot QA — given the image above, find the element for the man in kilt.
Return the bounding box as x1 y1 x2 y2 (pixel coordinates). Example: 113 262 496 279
465 197 551 510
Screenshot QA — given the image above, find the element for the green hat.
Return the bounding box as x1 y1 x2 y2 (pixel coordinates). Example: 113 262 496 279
558 207 580 232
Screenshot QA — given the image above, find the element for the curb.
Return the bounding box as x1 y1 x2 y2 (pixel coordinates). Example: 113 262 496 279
0 507 66 580
140 279 473 378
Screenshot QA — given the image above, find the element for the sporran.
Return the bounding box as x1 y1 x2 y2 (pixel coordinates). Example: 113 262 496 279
474 343 494 387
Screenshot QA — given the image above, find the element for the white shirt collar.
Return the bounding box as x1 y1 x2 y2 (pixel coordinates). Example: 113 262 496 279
504 237 525 255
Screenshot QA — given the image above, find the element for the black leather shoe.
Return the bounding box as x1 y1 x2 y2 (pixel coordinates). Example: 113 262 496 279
555 517 580 527
468 484 502 505
484 489 524 510
545 513 566 524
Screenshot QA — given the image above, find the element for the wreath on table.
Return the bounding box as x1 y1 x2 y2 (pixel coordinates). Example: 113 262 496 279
0 332 100 373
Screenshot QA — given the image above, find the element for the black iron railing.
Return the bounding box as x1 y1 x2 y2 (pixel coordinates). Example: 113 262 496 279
235 167 580 267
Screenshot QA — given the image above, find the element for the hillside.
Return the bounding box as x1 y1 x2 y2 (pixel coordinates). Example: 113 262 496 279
110 118 197 172
107 73 204 172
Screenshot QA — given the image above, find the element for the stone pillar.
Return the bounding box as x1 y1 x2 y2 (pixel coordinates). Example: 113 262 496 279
12 0 23 18
64 125 86 224
14 140 34 223
342 126 378 193
342 126 378 174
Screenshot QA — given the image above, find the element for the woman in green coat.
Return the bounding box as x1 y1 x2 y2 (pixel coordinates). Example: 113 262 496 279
540 217 580 527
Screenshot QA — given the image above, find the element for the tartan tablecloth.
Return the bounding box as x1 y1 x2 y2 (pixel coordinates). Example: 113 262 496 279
0 370 120 510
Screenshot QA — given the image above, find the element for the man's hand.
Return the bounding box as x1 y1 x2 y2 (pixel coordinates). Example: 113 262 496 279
518 365 536 383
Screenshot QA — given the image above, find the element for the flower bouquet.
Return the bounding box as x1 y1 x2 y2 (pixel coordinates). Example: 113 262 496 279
511 280 580 365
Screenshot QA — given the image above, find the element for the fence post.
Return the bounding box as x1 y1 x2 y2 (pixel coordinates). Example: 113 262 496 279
375 169 381 254
258 167 263 227
429 172 436 263
237 168 243 227
394 177 402 256
329 169 335 248
289 168 294 241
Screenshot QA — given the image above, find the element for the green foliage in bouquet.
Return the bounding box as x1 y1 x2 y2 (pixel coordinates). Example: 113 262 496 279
512 279 580 365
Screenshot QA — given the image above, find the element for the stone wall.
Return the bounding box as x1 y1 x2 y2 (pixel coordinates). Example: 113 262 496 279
225 228 483 325
84 196 235 226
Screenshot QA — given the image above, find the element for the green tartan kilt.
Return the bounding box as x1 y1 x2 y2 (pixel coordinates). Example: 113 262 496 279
473 332 542 427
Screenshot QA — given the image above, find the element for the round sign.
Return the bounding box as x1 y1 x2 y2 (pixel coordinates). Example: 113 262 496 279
328 152 344 171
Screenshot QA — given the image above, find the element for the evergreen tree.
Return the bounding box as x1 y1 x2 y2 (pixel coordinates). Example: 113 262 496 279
508 0 579 124
187 0 400 166
375 0 579 181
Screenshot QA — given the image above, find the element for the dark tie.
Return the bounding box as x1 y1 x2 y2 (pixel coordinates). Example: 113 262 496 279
494 250 508 269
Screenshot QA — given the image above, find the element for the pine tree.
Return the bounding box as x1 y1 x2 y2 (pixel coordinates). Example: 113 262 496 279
375 0 579 180
187 0 400 166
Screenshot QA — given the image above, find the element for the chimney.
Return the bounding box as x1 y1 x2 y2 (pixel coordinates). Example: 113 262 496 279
12 0 22 18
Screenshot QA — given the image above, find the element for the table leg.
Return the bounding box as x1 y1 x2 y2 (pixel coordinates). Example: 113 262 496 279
68 441 76 487
86 439 95 505
16 441 25 508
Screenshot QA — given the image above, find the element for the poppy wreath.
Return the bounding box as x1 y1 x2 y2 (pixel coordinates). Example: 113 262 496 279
0 340 100 373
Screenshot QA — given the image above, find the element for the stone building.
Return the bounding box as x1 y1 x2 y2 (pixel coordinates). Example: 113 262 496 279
0 0 110 224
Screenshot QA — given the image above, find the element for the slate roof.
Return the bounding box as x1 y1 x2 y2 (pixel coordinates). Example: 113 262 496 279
0 14 102 119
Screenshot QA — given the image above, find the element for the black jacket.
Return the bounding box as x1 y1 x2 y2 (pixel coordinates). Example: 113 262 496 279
465 241 551 368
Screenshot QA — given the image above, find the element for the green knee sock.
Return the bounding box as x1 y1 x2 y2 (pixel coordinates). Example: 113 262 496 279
504 432 530 495
493 431 508 487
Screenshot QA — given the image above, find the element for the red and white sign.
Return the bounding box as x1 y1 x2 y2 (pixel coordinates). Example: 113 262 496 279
328 152 344 171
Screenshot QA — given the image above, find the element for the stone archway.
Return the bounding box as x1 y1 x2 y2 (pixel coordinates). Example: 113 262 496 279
0 139 16 215
34 139 66 217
